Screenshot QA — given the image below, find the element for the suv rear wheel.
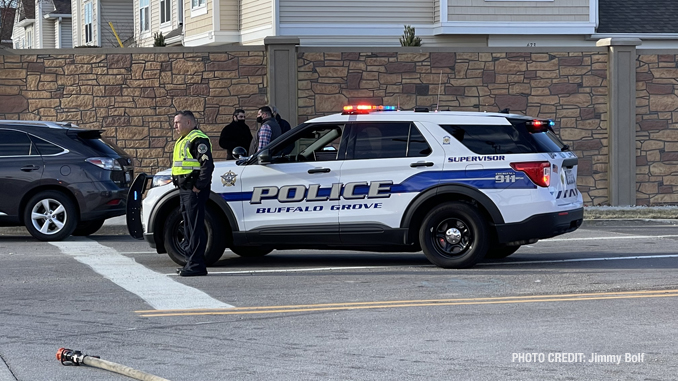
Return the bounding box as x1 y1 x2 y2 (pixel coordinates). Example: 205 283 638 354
419 202 489 269
163 206 227 266
23 190 78 241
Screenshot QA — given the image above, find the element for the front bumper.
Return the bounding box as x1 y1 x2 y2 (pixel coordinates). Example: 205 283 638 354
495 207 584 244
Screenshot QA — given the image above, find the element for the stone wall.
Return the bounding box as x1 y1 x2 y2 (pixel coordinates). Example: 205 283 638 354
298 49 609 205
636 53 678 205
0 47 267 174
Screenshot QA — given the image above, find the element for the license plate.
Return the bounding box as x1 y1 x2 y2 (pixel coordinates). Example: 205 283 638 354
125 172 131 182
565 169 575 185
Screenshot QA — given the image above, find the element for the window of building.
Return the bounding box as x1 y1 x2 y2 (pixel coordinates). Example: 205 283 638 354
191 0 205 8
84 2 93 43
160 0 171 24
140 0 150 32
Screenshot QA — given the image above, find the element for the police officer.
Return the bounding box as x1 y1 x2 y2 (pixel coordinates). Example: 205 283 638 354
172 110 214 277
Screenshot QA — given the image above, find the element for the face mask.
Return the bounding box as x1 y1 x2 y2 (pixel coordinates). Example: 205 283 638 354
256 116 263 124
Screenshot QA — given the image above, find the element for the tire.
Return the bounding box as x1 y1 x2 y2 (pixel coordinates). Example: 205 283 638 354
485 244 521 259
419 201 489 269
23 190 78 241
163 206 227 267
72 219 106 236
230 246 273 258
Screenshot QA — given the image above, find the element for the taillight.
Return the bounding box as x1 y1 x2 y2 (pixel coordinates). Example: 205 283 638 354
86 157 123 170
511 161 551 187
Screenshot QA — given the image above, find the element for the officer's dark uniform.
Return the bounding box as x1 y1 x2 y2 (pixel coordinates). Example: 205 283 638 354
172 128 214 276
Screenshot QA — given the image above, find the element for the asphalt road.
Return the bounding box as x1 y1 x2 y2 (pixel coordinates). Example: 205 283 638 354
1 220 677 380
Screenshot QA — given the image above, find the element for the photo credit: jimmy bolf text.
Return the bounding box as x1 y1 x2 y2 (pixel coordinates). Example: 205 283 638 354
512 352 646 364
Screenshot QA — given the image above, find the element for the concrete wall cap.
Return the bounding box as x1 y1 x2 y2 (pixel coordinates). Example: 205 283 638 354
596 38 642 47
264 36 300 46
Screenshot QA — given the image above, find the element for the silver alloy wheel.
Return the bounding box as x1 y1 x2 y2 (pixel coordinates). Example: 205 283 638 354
30 198 68 235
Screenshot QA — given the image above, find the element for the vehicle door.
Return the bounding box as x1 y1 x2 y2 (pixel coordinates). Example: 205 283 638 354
239 123 347 243
338 121 445 239
0 128 45 219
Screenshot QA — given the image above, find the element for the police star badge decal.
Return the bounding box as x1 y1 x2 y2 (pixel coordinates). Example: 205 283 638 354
221 170 237 187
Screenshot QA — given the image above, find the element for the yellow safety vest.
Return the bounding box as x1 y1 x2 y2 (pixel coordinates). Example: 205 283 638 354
172 129 211 176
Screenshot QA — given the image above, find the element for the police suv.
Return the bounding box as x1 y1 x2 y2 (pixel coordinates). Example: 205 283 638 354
127 105 583 269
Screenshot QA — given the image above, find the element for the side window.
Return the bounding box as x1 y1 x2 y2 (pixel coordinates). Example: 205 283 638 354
30 135 66 155
0 130 38 156
350 122 430 159
407 126 432 157
441 125 538 154
269 124 344 163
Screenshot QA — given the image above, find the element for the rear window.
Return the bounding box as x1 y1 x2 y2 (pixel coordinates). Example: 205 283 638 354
71 130 128 157
440 122 567 154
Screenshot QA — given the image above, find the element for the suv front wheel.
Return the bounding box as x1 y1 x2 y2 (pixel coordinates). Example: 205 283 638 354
419 202 489 269
23 190 78 241
163 206 227 266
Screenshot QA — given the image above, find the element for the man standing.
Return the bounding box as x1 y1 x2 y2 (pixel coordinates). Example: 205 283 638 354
219 109 253 159
249 106 282 155
172 110 214 277
270 105 292 134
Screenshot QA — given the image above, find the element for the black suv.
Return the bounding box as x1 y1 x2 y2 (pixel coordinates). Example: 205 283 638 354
0 121 133 240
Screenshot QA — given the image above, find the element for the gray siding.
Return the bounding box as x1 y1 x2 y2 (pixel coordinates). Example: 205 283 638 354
59 19 73 47
448 0 590 22
100 0 134 47
279 0 434 24
43 19 56 48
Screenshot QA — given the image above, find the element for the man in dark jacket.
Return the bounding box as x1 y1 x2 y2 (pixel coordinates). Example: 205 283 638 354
270 105 292 134
219 109 253 159
250 106 282 155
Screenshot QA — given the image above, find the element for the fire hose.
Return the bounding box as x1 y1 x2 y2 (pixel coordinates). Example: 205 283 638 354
56 348 172 381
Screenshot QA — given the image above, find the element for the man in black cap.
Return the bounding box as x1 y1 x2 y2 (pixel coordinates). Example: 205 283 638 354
219 109 253 159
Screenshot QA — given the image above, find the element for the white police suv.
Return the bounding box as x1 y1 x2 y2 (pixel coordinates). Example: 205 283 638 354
127 105 583 269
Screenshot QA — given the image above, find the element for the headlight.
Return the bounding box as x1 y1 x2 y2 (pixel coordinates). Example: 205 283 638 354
151 174 173 188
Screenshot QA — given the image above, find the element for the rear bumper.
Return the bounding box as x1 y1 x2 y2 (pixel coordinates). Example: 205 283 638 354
495 207 584 244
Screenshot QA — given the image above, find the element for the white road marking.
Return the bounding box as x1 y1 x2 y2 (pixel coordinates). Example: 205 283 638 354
50 239 233 310
545 234 678 242
481 254 678 266
0 355 16 381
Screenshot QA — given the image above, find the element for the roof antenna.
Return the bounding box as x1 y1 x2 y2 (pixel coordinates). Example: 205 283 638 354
436 70 442 112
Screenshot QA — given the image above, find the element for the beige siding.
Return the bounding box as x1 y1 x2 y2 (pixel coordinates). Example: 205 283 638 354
279 0 434 24
219 0 239 31
184 0 213 37
11 19 26 49
448 0 590 22
71 0 79 46
242 0 271 30
100 0 134 47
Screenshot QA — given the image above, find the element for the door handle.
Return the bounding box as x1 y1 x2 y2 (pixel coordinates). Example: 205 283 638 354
20 164 40 172
410 162 434 168
308 167 331 174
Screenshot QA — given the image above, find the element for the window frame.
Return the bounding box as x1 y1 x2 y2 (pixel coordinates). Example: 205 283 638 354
140 0 150 33
346 121 431 160
160 0 171 25
84 2 93 43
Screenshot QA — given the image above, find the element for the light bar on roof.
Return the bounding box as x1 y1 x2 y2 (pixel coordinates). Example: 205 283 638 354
342 105 397 114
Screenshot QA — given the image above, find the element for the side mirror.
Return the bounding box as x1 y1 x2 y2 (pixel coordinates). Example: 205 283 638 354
258 149 271 164
232 146 247 160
